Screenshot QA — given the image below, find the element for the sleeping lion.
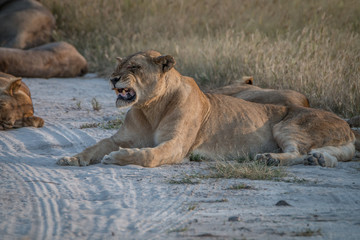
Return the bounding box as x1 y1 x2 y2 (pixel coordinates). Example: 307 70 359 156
57 50 355 168
0 72 44 129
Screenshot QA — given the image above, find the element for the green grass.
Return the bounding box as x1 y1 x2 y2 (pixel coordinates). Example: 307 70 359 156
99 118 123 129
79 123 99 129
168 176 199 185
207 160 287 180
227 183 254 190
169 157 287 183
41 0 360 117
79 118 123 130
91 98 101 111
292 228 322 237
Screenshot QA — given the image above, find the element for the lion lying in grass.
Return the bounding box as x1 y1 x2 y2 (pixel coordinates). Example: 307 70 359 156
57 50 355 168
211 77 360 152
0 72 44 129
208 76 310 107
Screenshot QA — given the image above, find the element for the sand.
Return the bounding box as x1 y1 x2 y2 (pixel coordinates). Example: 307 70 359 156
0 74 359 240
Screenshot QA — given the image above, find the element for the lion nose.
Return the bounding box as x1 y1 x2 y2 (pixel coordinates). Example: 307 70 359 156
110 77 118 86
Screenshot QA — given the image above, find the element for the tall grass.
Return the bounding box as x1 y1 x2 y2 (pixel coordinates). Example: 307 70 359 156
40 0 360 117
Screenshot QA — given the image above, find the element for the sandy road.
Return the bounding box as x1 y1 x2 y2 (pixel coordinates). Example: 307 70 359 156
0 75 359 239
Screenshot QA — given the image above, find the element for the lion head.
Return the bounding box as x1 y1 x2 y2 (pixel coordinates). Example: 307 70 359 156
109 50 176 108
0 75 35 129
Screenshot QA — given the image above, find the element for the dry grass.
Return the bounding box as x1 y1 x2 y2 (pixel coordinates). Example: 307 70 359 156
40 0 360 117
207 159 287 180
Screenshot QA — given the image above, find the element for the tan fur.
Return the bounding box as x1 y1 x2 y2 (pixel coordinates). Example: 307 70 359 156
212 78 360 152
0 42 88 78
0 72 44 129
57 50 355 168
208 77 310 107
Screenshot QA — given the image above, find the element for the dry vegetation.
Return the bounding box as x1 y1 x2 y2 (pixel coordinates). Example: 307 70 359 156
40 0 359 117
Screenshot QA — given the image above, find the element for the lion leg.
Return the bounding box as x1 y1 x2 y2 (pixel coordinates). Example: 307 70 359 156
255 138 307 166
304 143 355 167
255 151 306 166
57 137 119 166
102 141 184 167
256 142 355 168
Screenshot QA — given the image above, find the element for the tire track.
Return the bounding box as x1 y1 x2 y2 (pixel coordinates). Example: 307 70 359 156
0 163 41 239
3 162 65 240
86 167 200 239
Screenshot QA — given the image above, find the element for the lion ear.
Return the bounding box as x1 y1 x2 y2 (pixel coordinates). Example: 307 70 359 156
116 57 123 63
154 55 176 73
243 76 253 85
6 77 22 96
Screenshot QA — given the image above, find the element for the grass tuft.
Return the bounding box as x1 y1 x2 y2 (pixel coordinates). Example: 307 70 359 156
99 118 123 129
168 176 199 185
227 183 254 190
79 123 99 129
292 228 322 237
91 98 101 111
207 160 287 180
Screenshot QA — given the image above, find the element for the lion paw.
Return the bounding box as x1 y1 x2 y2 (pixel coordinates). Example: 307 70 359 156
56 156 80 166
304 153 326 167
255 153 280 166
57 156 90 166
101 154 115 165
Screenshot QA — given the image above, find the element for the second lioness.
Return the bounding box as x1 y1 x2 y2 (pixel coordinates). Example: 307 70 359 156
208 76 310 107
57 50 355 168
211 77 360 151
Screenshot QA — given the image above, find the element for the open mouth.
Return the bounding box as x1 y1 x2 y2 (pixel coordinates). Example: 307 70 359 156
114 88 136 101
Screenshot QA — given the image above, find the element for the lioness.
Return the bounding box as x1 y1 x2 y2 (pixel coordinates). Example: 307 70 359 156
211 77 360 151
57 50 355 168
0 72 44 129
208 76 310 107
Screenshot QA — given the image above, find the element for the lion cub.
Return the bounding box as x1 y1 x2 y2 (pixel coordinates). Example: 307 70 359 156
0 72 44 129
57 50 355 168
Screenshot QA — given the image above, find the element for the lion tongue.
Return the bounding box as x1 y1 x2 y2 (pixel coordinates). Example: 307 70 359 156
119 89 129 97
119 88 135 98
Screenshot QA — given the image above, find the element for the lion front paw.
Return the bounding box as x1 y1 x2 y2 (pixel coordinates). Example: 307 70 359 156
255 153 280 166
304 153 326 167
57 156 90 166
101 154 115 165
57 156 80 166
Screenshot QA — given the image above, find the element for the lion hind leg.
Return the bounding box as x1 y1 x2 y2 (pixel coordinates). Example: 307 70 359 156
255 151 306 166
257 142 355 168
305 142 355 167
255 139 307 166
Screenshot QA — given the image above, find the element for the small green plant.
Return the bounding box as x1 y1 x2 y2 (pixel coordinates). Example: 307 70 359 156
207 159 287 180
168 176 199 185
99 118 123 129
75 100 82 110
227 183 254 190
189 153 206 162
79 123 99 129
168 227 188 233
188 204 197 211
91 97 101 111
276 176 309 184
292 228 322 237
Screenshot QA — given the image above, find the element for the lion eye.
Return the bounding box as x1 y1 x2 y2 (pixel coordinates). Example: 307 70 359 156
127 65 141 72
